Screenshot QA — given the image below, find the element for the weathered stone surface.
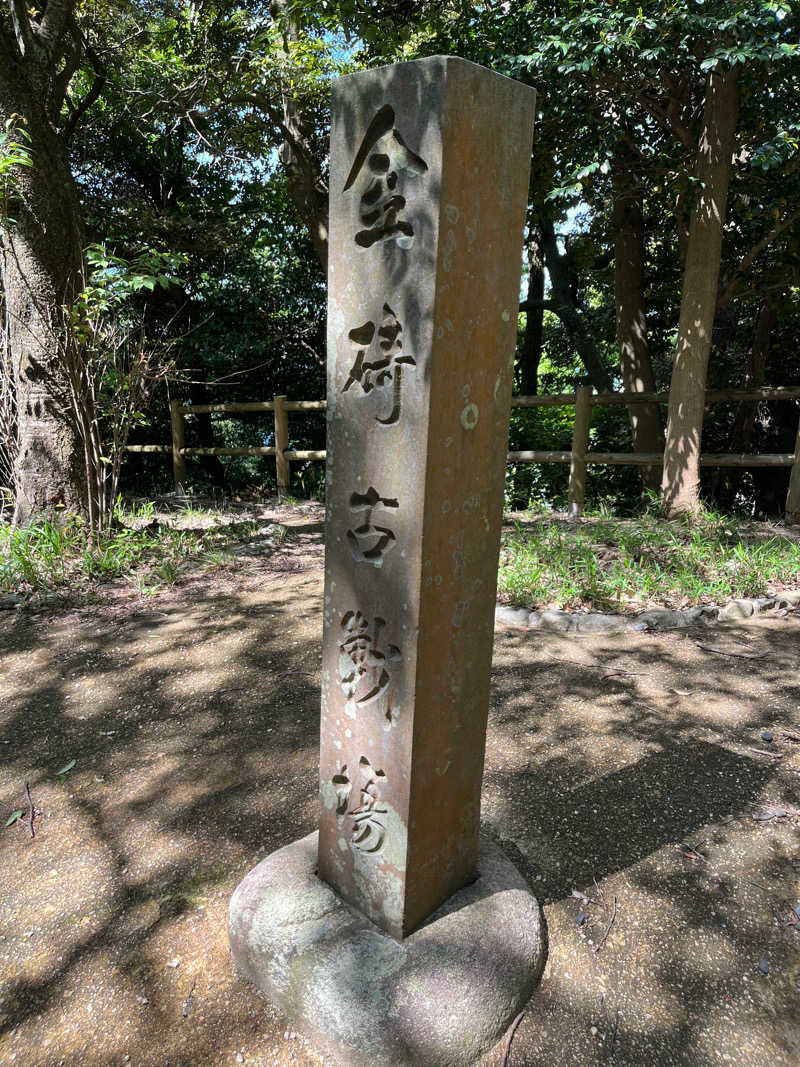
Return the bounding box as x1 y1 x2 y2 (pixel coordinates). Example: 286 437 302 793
495 604 531 629
538 609 576 632
574 612 630 634
493 591 800 638
718 598 755 621
320 56 537 938
773 589 800 607
685 604 720 623
228 831 546 1067
636 608 692 630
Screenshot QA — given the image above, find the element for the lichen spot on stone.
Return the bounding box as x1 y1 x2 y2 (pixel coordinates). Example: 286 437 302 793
461 403 479 431
321 780 338 811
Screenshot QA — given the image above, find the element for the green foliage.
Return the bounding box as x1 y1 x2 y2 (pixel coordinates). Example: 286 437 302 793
0 505 264 596
0 521 80 590
55 760 76 784
0 115 33 223
499 510 800 611
5 0 797 519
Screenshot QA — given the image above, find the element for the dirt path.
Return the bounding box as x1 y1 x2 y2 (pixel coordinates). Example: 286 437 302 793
1 510 798 1066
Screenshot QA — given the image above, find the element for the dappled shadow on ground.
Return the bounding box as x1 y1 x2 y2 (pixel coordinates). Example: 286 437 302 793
0 558 326 1066
1 553 798 1065
483 619 800 1067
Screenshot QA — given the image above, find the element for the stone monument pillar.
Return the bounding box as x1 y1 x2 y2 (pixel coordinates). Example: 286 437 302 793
319 55 537 938
229 57 545 1067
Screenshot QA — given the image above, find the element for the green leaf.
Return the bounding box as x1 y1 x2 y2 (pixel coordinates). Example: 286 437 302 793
5 809 23 827
56 759 76 777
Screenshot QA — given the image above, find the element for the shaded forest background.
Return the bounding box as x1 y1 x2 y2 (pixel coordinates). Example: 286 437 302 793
1 0 799 524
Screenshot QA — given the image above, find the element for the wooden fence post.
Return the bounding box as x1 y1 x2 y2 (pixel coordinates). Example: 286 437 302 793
274 394 290 497
786 410 800 524
169 398 187 494
567 386 592 518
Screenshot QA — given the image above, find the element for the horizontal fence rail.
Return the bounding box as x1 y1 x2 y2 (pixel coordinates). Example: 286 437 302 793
124 388 800 521
507 451 796 467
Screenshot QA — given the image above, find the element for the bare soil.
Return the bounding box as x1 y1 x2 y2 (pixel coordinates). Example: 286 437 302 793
1 503 798 1067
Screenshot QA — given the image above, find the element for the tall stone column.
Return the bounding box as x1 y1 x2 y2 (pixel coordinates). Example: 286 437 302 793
318 56 536 938
229 58 546 1067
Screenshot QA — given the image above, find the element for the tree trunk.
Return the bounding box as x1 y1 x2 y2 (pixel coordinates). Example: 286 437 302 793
542 219 612 392
612 155 663 493
517 219 544 395
730 297 774 455
661 65 739 515
270 0 329 275
715 297 775 508
0 79 86 524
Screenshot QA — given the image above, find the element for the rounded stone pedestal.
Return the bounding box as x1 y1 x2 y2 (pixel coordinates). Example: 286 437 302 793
228 831 547 1067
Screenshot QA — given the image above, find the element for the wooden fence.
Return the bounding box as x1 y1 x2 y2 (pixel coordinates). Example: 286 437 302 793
125 388 800 522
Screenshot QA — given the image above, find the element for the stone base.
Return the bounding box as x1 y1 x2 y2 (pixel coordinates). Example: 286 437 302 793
228 831 547 1067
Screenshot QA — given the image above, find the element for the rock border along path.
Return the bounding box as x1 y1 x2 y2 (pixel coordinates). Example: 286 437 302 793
496 589 800 635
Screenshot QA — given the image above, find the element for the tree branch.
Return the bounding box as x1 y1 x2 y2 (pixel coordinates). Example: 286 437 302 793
9 0 36 58
36 0 74 62
718 202 800 308
52 26 82 117
62 32 105 142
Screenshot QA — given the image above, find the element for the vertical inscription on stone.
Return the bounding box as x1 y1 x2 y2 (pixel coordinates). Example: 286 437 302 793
338 611 402 726
343 105 429 249
342 305 416 425
320 56 536 939
346 488 399 567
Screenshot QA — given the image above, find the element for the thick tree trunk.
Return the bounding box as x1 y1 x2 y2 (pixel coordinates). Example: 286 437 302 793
612 156 663 493
278 103 329 275
0 82 86 523
542 219 612 392
661 65 739 515
517 220 544 396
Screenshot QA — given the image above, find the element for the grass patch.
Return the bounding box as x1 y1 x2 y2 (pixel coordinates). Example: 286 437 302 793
0 503 268 597
498 508 800 612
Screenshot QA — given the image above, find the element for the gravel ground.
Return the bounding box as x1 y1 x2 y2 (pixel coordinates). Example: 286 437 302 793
1 504 798 1067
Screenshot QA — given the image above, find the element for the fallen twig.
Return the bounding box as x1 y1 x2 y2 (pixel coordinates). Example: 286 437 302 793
696 645 766 660
501 1009 526 1067
676 843 706 862
596 895 618 952
753 807 797 822
25 781 35 839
